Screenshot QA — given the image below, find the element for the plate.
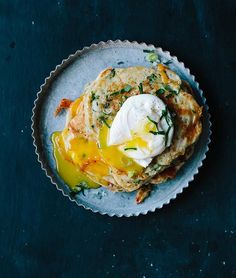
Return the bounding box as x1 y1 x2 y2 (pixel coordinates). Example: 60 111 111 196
31 40 211 217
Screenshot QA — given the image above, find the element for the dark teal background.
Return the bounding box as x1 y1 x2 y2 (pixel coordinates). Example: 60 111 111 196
0 0 235 277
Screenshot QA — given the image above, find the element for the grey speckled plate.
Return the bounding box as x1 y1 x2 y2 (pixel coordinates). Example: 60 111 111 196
31 40 211 217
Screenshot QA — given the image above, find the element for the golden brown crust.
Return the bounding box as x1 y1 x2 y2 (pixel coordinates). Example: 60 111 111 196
136 185 152 204
150 145 194 184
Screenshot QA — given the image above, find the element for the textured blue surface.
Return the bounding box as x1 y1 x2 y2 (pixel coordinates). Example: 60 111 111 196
0 0 235 277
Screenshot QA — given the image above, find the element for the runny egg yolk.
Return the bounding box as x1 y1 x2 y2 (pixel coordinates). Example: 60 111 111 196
98 124 143 173
124 121 155 150
52 131 99 190
52 97 143 190
56 129 110 187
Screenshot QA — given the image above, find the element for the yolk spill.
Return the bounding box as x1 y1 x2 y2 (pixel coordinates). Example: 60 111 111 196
99 124 143 173
52 132 99 190
52 96 144 190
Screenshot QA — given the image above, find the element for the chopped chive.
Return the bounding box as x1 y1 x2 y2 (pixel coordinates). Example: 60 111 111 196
143 49 155 53
150 130 166 135
163 60 172 65
147 116 158 129
158 130 166 135
91 91 99 102
147 74 157 83
160 108 172 127
146 52 159 63
123 84 132 92
117 61 124 65
165 126 172 146
164 84 179 95
191 109 196 114
110 84 132 96
124 147 137 151
69 181 88 198
160 108 167 121
138 82 144 94
153 164 163 171
110 68 115 78
110 91 120 96
100 116 110 128
149 130 165 135
155 88 165 95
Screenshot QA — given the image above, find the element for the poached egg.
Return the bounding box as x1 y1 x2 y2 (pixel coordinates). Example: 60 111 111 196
108 94 174 167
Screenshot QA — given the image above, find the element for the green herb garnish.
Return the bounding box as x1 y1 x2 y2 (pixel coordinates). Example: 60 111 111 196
133 179 141 184
91 91 99 102
163 60 172 65
138 82 144 94
69 181 88 198
110 84 132 96
110 91 120 96
100 116 110 128
123 84 132 92
160 108 168 121
155 88 165 95
110 68 115 78
147 116 158 129
124 147 137 151
165 126 172 146
149 130 166 135
143 49 155 53
160 108 173 146
160 108 172 127
147 74 157 83
146 52 159 63
153 164 163 172
127 170 136 178
117 61 124 65
164 85 179 95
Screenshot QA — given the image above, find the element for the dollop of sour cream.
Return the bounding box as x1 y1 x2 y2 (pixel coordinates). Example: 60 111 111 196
108 94 174 167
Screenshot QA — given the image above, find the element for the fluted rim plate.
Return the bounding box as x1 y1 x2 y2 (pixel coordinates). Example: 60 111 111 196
31 40 212 217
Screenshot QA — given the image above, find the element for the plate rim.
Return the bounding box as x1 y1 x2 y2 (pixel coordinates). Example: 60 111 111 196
31 39 212 217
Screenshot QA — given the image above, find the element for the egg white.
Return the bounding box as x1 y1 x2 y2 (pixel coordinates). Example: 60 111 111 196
108 94 174 167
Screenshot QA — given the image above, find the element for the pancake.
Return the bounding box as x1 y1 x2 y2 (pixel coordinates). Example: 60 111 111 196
54 64 202 202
